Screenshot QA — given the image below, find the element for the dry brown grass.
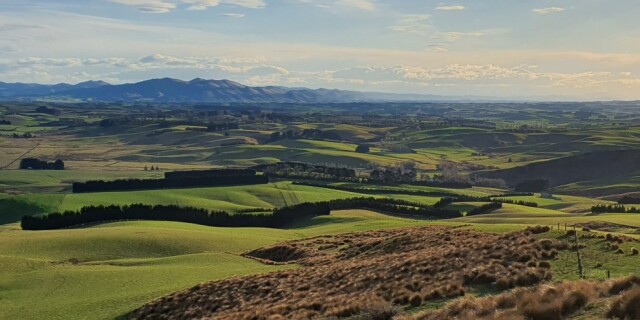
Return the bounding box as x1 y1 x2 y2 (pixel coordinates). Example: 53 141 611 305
129 226 553 320
607 286 640 319
406 276 640 320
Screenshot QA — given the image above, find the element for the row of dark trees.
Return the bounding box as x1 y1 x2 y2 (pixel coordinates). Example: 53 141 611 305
8 133 34 139
19 158 64 170
165 169 257 180
0 119 11 125
292 182 462 197
491 198 539 208
72 175 268 193
434 195 537 208
21 202 330 230
591 204 640 214
253 162 357 181
21 196 467 230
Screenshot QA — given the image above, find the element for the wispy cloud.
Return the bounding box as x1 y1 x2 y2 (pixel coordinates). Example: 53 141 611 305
109 0 176 13
532 7 565 15
298 0 376 11
108 0 265 13
336 0 376 11
435 5 465 11
218 13 245 17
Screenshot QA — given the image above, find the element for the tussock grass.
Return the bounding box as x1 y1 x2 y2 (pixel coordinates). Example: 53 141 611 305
130 226 552 319
407 276 640 320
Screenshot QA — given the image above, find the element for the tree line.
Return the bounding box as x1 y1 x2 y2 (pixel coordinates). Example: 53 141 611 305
19 158 65 170
434 196 538 208
165 169 257 180
72 175 268 193
591 204 640 214
0 119 11 125
292 182 462 197
253 162 357 181
490 198 538 207
21 197 466 230
21 202 330 230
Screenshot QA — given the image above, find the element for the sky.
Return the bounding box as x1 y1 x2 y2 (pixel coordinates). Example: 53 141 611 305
1 0 639 100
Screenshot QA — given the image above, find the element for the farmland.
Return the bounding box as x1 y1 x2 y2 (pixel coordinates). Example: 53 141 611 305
1 101 639 319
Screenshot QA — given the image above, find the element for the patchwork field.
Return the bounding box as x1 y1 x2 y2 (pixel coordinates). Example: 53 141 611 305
1 102 639 319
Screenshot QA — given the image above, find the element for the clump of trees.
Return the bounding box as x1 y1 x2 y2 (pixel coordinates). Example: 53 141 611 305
369 164 417 184
253 162 357 181
36 106 60 115
515 179 550 192
99 119 117 127
19 158 64 170
10 133 34 139
591 204 640 214
0 119 11 125
21 202 330 230
355 144 370 153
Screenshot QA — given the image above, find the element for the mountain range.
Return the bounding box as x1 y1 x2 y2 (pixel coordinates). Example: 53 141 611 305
0 78 502 103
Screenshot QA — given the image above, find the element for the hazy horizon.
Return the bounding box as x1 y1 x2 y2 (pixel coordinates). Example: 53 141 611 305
1 1 639 100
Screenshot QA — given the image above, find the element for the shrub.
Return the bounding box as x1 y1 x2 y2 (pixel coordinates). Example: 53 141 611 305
608 276 640 295
607 287 640 320
632 248 639 256
527 226 551 234
409 295 422 308
355 144 370 154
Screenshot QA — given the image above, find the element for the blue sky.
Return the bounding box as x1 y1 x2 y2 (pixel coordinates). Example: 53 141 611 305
1 0 639 99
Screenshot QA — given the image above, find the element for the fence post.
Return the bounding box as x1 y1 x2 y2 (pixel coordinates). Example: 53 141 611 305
574 230 584 279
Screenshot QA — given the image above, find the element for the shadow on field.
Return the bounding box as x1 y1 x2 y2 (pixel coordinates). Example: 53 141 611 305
285 215 364 229
0 199 45 225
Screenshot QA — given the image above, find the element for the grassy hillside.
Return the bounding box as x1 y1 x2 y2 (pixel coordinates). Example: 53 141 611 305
0 212 424 320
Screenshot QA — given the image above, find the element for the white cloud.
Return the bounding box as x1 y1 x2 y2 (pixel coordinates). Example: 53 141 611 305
336 0 375 11
109 0 176 13
298 0 376 11
532 7 565 15
108 0 265 13
435 5 465 11
218 13 246 17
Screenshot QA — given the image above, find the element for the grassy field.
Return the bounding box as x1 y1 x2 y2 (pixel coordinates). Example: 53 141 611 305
0 211 426 320
2 104 640 319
